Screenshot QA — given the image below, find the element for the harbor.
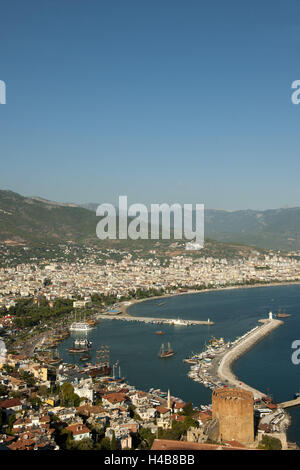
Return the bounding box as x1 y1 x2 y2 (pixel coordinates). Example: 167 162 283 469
184 314 284 400
54 286 300 445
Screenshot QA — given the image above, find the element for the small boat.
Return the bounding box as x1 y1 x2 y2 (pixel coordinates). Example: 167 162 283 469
46 357 62 365
184 358 198 364
155 331 164 335
68 339 92 353
44 348 62 365
159 342 174 358
80 354 91 361
87 319 98 326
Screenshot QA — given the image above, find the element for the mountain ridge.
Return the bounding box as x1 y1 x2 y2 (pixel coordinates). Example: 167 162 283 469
1 190 300 251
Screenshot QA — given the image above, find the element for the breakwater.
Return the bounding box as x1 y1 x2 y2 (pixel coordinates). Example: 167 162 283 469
217 318 283 399
97 313 213 325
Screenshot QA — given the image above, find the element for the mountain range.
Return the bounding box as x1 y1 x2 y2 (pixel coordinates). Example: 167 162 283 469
82 202 300 252
1 190 300 252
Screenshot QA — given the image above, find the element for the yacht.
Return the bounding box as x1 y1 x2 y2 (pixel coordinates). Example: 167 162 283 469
69 322 93 332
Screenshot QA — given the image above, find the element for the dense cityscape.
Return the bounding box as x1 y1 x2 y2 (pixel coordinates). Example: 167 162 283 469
1 248 300 311
0 246 299 450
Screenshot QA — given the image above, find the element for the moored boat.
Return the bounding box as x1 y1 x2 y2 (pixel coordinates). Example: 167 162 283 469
159 342 174 358
68 339 92 353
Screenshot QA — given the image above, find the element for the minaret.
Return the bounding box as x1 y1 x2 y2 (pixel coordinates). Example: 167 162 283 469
167 389 171 409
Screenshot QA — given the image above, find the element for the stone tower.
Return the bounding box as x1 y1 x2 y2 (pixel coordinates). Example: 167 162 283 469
212 387 254 444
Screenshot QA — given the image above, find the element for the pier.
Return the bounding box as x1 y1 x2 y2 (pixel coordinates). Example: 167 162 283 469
277 397 300 409
217 318 283 399
97 313 214 326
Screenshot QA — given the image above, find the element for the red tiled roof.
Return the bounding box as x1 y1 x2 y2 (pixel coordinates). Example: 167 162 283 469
66 423 90 436
223 440 246 448
173 401 185 409
0 398 22 409
171 414 185 422
156 406 170 414
193 411 212 422
266 403 277 409
102 392 126 404
40 415 50 423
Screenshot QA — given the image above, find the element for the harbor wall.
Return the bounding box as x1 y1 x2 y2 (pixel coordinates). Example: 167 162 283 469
217 319 283 399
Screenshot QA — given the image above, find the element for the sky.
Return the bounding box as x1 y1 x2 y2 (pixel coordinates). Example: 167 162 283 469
0 0 299 210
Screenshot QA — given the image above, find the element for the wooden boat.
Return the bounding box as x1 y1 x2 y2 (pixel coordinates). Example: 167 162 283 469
159 342 174 358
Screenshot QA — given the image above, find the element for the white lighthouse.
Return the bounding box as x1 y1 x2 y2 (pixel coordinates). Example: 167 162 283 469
269 311 273 320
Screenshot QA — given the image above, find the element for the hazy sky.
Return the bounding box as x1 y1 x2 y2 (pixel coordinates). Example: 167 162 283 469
0 0 299 210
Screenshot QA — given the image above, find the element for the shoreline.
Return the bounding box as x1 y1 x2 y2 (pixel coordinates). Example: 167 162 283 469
121 280 300 316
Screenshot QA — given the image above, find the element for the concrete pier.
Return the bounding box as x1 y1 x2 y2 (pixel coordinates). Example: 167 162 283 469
278 397 300 409
217 319 283 399
97 313 214 326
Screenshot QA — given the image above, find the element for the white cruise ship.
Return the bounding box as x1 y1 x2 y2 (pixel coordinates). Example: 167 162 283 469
69 322 93 332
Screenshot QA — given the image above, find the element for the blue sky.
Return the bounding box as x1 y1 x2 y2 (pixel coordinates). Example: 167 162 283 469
0 0 299 210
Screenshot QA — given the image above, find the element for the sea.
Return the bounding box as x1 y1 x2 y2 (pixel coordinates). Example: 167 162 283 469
58 284 300 445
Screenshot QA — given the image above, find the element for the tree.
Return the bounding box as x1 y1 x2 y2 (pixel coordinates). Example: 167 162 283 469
183 401 194 416
110 431 117 450
38 385 49 397
258 435 282 450
138 427 155 449
100 437 111 450
70 438 93 450
56 428 72 450
60 382 80 407
184 416 198 429
7 413 16 433
29 396 42 410
0 385 8 397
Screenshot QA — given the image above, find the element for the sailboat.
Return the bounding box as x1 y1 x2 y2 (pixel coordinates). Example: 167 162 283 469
46 348 62 365
159 342 174 358
69 311 93 332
